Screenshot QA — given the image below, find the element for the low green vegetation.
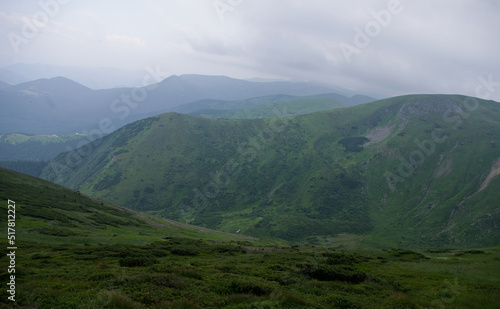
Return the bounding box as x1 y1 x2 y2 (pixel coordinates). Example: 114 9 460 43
1 166 500 308
1 238 499 308
0 167 255 246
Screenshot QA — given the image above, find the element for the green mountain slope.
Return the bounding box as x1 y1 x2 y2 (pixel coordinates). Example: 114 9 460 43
2 167 500 308
0 167 254 245
41 95 500 248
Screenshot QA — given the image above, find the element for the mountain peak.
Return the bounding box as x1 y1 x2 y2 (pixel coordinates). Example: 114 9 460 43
5 76 91 93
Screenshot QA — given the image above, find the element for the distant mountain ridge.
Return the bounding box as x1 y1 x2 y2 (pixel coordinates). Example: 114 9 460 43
0 63 146 89
4 76 92 95
0 74 373 134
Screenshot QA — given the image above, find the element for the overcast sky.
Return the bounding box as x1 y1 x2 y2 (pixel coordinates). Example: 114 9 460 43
0 0 499 100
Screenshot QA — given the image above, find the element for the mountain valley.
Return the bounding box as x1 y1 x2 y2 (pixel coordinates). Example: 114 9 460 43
40 94 500 249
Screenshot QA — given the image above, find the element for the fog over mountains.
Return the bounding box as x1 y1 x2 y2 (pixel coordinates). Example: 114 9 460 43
0 70 374 135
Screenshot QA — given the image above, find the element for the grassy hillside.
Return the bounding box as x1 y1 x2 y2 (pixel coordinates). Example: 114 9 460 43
0 167 254 246
1 167 499 308
41 95 500 248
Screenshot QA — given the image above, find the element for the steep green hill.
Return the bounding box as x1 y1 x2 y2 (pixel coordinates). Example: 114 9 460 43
41 95 500 248
0 167 254 246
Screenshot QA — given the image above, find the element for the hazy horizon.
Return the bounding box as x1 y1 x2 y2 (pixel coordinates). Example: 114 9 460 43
1 0 499 100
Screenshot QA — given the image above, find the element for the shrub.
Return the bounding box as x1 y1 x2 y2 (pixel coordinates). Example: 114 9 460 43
325 252 359 265
177 268 203 280
308 265 367 283
74 254 99 260
211 244 243 254
327 296 361 309
169 246 201 256
152 298 200 309
272 291 308 307
389 249 428 260
227 278 274 296
93 172 122 191
338 136 369 152
425 249 454 253
388 292 418 309
35 226 78 237
103 291 138 309
119 257 158 267
464 249 485 254
149 248 169 257
31 252 51 259
88 273 117 281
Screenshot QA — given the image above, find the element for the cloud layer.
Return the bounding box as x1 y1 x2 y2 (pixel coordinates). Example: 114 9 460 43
0 0 499 100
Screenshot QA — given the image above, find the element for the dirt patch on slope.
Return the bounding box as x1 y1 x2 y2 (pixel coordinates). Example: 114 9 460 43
267 182 285 202
478 158 500 192
364 125 395 146
435 157 453 178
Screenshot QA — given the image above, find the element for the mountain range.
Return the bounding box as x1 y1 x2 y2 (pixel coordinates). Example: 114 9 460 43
41 94 500 248
3 83 500 307
0 74 373 135
0 63 147 89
